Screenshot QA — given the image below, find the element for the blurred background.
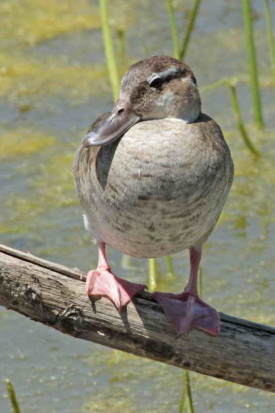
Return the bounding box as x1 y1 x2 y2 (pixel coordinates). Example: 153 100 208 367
0 0 275 412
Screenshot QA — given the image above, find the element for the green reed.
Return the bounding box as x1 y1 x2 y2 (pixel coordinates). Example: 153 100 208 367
242 0 264 129
166 0 180 60
99 0 120 101
5 379 21 413
200 77 230 93
229 82 260 157
117 29 127 61
166 0 201 61
264 0 275 81
185 369 194 413
148 258 158 291
165 255 175 278
178 368 194 413
178 373 186 413
201 77 260 156
179 0 202 60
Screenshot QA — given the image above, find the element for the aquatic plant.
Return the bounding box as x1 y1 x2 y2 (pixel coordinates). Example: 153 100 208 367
117 29 127 61
99 0 120 100
242 0 264 129
264 0 275 81
178 370 194 413
5 379 21 413
166 0 202 61
165 255 175 278
0 128 56 160
166 0 180 60
148 257 158 291
179 0 202 60
228 81 260 157
0 0 100 46
201 77 260 156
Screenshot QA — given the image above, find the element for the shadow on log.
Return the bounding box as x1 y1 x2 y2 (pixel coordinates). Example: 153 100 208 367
0 243 275 393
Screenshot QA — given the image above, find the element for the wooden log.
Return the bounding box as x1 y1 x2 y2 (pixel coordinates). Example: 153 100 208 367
0 243 275 393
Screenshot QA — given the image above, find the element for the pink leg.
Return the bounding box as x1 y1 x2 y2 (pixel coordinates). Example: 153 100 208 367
153 247 220 336
86 242 146 312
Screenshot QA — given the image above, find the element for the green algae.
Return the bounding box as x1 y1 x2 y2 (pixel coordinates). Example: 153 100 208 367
84 399 137 413
0 127 77 235
0 0 136 105
0 0 100 47
0 128 56 160
31 151 77 207
0 53 109 102
83 346 275 412
1 149 77 234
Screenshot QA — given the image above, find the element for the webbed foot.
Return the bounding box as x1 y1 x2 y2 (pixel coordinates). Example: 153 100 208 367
153 291 220 336
86 268 146 312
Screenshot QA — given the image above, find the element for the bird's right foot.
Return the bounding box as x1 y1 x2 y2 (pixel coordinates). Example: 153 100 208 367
86 267 146 312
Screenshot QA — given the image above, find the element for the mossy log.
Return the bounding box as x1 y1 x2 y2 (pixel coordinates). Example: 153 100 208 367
0 244 275 393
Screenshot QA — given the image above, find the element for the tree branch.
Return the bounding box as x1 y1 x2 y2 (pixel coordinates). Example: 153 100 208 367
0 244 275 393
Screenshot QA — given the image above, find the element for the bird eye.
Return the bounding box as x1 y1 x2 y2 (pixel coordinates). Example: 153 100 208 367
149 77 163 89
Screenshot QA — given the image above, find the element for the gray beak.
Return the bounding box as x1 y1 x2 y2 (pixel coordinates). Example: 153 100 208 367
82 100 140 147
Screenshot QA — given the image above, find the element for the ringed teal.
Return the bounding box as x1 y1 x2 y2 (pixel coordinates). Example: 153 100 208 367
73 56 234 336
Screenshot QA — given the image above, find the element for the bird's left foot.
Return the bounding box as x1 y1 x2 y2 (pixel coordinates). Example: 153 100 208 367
152 291 220 336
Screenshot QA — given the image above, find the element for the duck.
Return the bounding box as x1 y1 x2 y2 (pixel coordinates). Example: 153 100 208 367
73 55 234 336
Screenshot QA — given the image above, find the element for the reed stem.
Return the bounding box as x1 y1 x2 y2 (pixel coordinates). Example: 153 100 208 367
264 0 275 81
117 29 126 61
178 373 186 413
148 258 157 291
178 370 194 413
229 83 260 156
166 0 180 60
200 77 229 93
179 0 202 60
242 0 264 129
5 379 21 413
99 0 120 101
121 254 132 269
185 370 194 413
165 255 175 278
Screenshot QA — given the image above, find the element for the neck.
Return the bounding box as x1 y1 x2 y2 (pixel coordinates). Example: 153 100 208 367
180 104 201 123
180 78 201 123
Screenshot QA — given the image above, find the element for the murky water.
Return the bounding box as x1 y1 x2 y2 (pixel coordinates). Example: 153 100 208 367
1 0 275 412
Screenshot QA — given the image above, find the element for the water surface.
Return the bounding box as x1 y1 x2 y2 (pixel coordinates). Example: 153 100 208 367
0 1 275 412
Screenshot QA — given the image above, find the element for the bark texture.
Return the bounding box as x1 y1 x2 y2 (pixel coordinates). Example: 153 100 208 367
0 244 275 393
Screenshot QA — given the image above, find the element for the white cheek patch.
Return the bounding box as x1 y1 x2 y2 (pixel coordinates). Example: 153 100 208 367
155 91 175 109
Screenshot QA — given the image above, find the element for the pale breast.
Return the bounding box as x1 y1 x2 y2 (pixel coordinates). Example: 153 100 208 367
73 115 233 258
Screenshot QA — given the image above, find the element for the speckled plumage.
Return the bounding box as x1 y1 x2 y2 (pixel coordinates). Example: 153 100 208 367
73 56 234 335
74 115 233 258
